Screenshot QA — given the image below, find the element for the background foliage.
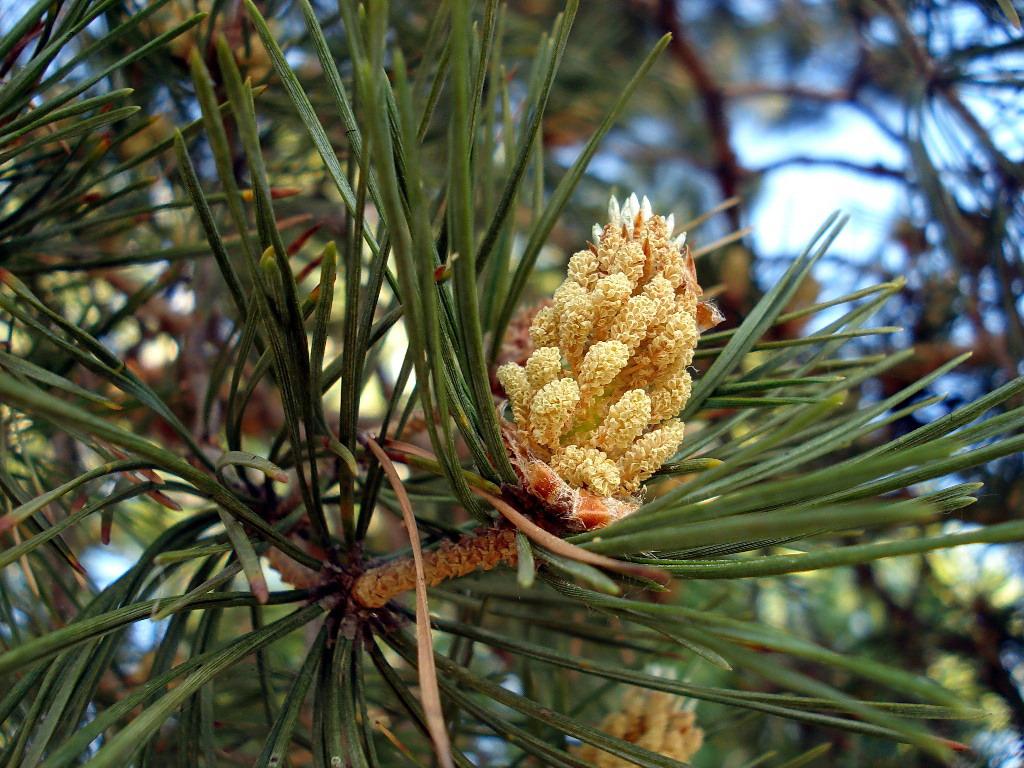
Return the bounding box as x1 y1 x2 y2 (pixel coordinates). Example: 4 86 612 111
0 1 1022 766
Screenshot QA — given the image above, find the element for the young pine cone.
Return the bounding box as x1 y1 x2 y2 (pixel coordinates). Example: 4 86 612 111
497 194 721 530
573 690 704 767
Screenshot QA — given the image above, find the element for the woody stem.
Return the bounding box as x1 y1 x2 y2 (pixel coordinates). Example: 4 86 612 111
352 527 518 608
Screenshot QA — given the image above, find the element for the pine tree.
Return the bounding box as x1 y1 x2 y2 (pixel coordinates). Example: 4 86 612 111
0 2 1022 766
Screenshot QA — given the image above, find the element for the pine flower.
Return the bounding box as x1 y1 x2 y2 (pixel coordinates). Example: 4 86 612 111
573 690 704 767
528 377 581 451
595 389 652 457
567 249 601 289
578 340 630 405
528 304 559 349
649 371 693 424
604 293 656 353
496 362 531 426
550 445 621 498
589 273 633 341
618 419 687 493
498 194 721 528
525 346 563 391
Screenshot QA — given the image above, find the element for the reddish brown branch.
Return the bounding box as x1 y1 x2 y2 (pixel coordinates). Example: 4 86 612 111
723 83 852 102
352 528 518 608
656 0 744 229
753 156 906 181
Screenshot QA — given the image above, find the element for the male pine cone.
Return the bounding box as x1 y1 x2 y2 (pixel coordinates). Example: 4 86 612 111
498 193 719 518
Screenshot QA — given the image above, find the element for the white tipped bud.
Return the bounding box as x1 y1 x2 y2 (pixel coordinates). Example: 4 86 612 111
665 213 675 237
626 193 640 218
608 196 620 225
592 223 603 242
673 232 687 250
641 195 652 220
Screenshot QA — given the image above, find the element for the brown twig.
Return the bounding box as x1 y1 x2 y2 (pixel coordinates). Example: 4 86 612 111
753 156 906 181
657 0 744 229
352 528 518 608
723 83 852 102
